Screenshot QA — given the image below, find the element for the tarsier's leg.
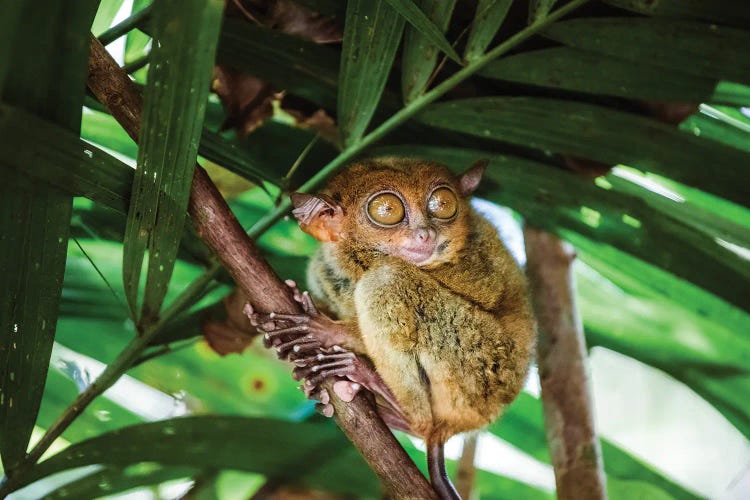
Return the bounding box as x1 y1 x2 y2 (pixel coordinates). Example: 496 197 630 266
356 260 476 500
357 258 525 433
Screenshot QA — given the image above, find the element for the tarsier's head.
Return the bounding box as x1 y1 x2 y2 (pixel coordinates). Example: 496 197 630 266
291 158 487 268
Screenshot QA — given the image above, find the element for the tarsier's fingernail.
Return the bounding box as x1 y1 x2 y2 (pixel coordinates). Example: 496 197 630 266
303 291 309 296
312 366 319 372
333 345 342 352
269 312 276 319
285 279 296 287
351 383 361 391
319 389 330 405
264 333 270 340
243 303 252 315
316 403 334 418
317 353 324 360
293 345 301 352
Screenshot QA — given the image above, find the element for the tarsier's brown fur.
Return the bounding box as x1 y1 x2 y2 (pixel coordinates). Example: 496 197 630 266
304 159 535 446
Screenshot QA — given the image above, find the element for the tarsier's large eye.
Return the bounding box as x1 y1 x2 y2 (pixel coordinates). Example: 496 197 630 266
367 192 405 226
427 187 458 219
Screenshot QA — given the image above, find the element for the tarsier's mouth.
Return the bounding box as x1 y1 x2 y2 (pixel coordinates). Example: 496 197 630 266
396 242 438 265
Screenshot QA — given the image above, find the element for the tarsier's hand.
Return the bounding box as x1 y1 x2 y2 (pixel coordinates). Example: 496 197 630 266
243 281 363 416
244 281 408 423
244 280 349 357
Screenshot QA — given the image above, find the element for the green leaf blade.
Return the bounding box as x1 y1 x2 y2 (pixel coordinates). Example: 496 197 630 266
401 0 457 103
123 0 224 324
479 46 718 102
384 0 459 63
464 0 514 62
19 417 379 496
338 0 406 146
0 104 133 214
0 184 72 472
0 0 98 473
543 18 750 83
528 0 557 25
603 0 750 28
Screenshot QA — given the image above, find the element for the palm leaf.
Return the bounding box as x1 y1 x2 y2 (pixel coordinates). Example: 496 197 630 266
401 0 457 103
544 18 750 83
385 0 459 63
464 0 514 62
528 0 557 24
218 19 340 110
0 0 98 473
45 465 195 500
0 103 133 214
17 417 379 496
603 0 750 28
122 0 224 325
479 47 718 102
338 0 406 145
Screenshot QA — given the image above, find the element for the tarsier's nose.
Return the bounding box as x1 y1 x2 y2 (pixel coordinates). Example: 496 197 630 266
415 227 436 242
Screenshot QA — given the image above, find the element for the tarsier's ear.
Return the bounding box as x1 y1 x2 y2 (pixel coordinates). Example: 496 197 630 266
290 192 345 242
458 159 488 196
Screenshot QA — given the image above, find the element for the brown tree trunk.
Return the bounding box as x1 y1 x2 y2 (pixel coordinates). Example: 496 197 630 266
87 35 437 500
524 227 607 500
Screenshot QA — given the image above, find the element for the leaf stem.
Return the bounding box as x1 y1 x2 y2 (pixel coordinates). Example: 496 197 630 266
98 3 153 46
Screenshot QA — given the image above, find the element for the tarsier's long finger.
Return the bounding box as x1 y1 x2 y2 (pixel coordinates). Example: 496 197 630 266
293 351 356 367
301 386 330 404
262 312 309 324
300 291 318 315
284 279 303 302
293 358 355 381
333 379 362 402
261 324 310 342
304 365 356 386
276 337 320 359
315 402 334 418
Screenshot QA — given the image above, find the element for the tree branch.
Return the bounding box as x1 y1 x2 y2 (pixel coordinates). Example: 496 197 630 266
524 227 607 500
455 432 478 500
87 36 436 499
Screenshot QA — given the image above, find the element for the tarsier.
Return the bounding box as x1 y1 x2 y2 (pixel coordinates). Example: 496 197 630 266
245 158 535 499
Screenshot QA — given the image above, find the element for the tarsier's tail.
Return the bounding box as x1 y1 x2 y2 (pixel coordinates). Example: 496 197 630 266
427 440 461 500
